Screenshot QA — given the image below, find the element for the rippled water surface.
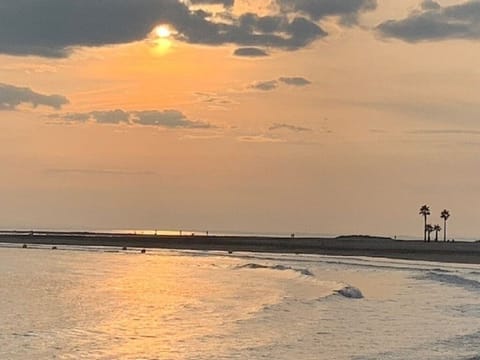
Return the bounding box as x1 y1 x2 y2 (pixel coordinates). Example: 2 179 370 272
1 245 480 359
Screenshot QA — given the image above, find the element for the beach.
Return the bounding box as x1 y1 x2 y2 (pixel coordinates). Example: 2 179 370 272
1 233 479 264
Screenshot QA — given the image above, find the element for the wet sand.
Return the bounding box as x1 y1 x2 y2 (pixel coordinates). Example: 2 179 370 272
1 233 479 264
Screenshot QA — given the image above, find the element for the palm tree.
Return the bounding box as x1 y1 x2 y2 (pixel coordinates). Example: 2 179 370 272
433 224 441 242
419 205 431 242
441 209 451 242
425 224 434 242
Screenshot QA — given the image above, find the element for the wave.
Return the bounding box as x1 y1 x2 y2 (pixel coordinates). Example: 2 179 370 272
419 272 480 291
334 285 364 299
234 263 314 276
234 263 365 300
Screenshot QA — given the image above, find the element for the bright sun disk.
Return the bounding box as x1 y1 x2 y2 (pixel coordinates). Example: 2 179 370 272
155 25 171 38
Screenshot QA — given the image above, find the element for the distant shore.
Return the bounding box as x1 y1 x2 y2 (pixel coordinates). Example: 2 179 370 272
1 233 479 264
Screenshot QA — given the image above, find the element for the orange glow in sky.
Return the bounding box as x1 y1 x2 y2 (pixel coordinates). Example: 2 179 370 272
1 0 480 238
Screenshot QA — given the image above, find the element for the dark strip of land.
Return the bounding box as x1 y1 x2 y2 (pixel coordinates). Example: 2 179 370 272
0 233 479 264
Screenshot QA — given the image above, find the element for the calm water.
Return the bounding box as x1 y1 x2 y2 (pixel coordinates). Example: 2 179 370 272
1 245 480 359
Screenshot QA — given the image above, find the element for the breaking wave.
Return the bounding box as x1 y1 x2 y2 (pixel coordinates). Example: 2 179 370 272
419 272 480 291
235 263 314 276
334 285 364 299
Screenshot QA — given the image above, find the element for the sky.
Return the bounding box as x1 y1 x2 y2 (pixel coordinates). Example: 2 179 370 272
1 0 480 239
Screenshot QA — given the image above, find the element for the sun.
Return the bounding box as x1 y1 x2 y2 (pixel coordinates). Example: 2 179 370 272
155 25 171 38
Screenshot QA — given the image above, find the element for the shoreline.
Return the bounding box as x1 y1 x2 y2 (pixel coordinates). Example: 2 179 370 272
1 233 479 264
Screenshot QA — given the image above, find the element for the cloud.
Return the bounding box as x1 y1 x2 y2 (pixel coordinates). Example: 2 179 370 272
132 110 211 128
269 123 313 132
52 109 212 128
190 0 234 7
0 0 327 58
91 110 130 124
421 0 441 11
249 76 312 91
195 92 233 108
237 135 284 143
250 80 279 91
0 83 69 111
377 0 480 42
276 0 377 24
278 76 311 86
233 47 269 57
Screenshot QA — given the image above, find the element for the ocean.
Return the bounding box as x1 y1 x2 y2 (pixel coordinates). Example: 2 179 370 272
1 244 479 359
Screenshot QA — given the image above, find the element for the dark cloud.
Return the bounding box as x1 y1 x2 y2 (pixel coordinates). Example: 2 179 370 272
55 110 129 124
178 12 326 50
250 80 279 91
190 0 234 8
91 110 130 124
278 76 311 86
276 0 377 24
132 110 211 128
0 0 326 58
233 47 269 57
58 113 90 122
269 123 313 132
421 0 441 11
377 0 480 42
52 109 212 128
0 83 69 110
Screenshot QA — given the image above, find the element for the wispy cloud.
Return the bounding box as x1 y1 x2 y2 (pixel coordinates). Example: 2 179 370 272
237 135 284 143
269 123 313 132
194 92 234 109
278 77 311 86
249 76 312 91
250 80 279 91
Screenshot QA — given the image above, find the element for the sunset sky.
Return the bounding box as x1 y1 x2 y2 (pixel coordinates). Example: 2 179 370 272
1 0 480 238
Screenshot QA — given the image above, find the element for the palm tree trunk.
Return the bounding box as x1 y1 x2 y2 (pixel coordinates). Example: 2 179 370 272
435 231 438 242
443 219 447 241
424 215 427 242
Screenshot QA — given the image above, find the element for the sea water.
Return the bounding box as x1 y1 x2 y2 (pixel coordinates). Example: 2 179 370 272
0 244 479 359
